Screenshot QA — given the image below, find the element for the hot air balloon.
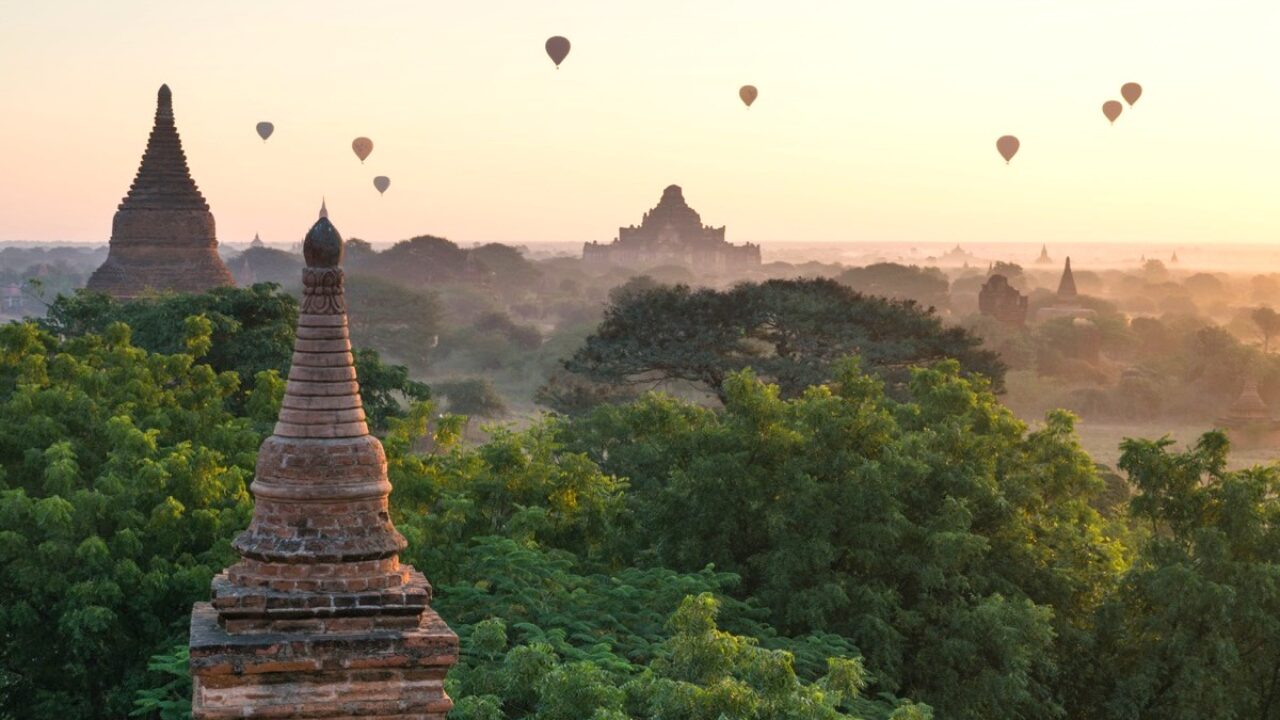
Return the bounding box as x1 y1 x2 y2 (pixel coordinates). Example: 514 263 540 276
373 176 390 195
739 85 758 108
1102 100 1123 124
256 122 274 142
352 137 373 163
545 36 570 68
996 135 1020 164
1121 82 1142 107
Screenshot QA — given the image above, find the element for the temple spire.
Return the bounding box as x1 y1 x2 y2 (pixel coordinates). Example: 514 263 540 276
1057 257 1078 299
192 211 457 718
118 84 208 212
85 84 233 298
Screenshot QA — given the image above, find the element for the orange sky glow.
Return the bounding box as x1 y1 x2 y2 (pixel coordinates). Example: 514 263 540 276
0 0 1276 247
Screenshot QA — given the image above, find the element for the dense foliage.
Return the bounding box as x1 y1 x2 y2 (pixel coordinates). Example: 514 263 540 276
5 280 1280 720
557 278 1004 409
0 321 263 717
557 360 1124 719
40 285 428 429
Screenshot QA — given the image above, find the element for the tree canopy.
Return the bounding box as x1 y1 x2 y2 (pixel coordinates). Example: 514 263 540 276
39 285 427 430
838 263 951 310
558 278 1004 408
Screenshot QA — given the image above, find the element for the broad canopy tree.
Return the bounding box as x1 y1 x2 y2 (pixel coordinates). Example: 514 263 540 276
558 278 1003 407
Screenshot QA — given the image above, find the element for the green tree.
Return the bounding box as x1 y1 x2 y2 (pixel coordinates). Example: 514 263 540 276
0 321 261 719
556 360 1124 719
838 263 951 310
42 283 297 386
41 285 427 431
344 273 444 371
559 278 1003 408
1251 306 1280 353
1073 432 1280 720
434 378 509 418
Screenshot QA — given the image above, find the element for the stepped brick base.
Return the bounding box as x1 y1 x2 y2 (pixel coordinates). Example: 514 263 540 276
189 603 458 719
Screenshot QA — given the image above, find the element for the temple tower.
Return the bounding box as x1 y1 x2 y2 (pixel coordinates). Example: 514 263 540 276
189 212 457 718
1056 257 1078 299
86 85 233 298
1036 257 1095 324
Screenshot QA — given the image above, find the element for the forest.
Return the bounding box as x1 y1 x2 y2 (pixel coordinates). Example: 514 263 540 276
2 233 1280 719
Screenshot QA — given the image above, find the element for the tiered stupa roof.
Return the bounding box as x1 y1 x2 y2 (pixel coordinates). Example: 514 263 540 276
1057 257 1078 299
621 184 720 248
1223 378 1271 424
117 85 209 212
189 210 457 718
86 85 233 298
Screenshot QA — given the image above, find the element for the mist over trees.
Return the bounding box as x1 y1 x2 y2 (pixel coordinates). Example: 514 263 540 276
552 278 1003 411
8 235 1280 719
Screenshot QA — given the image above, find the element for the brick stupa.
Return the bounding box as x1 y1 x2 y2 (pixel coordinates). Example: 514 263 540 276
1036 257 1096 323
86 85 234 298
189 211 457 718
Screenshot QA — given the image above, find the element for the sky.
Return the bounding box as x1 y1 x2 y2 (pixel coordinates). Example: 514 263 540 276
0 0 1277 248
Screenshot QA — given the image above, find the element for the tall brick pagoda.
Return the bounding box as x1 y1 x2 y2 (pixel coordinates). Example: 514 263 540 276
86 85 234 298
189 211 457 718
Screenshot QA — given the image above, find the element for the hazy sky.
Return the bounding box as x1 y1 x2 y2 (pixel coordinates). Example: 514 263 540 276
0 0 1276 247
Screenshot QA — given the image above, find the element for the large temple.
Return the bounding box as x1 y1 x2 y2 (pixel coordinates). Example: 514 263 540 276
86 85 234 298
583 185 761 272
978 274 1028 325
189 211 457 717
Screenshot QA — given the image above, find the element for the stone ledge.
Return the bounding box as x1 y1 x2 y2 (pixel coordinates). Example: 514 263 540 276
209 571 430 620
190 602 458 673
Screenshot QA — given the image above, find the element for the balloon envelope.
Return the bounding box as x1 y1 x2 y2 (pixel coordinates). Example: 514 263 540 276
1121 82 1142 106
545 36 570 67
255 122 274 141
373 176 390 195
352 137 373 163
1102 100 1123 124
996 135 1020 163
739 85 758 107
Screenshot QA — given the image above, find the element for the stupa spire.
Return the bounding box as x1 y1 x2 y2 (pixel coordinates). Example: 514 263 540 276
190 212 457 718
119 84 208 212
1057 256 1078 299
86 84 233 298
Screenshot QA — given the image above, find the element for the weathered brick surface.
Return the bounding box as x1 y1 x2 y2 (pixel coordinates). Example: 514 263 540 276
191 214 456 717
190 603 457 719
86 86 233 299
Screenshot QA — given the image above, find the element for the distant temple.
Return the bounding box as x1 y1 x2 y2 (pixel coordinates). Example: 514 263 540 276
978 274 1028 325
1219 377 1280 447
86 85 233 298
1036 257 1096 323
1057 257 1078 298
583 185 760 272
1035 245 1052 264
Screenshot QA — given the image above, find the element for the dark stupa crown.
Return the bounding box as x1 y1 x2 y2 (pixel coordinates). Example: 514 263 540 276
118 85 209 212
